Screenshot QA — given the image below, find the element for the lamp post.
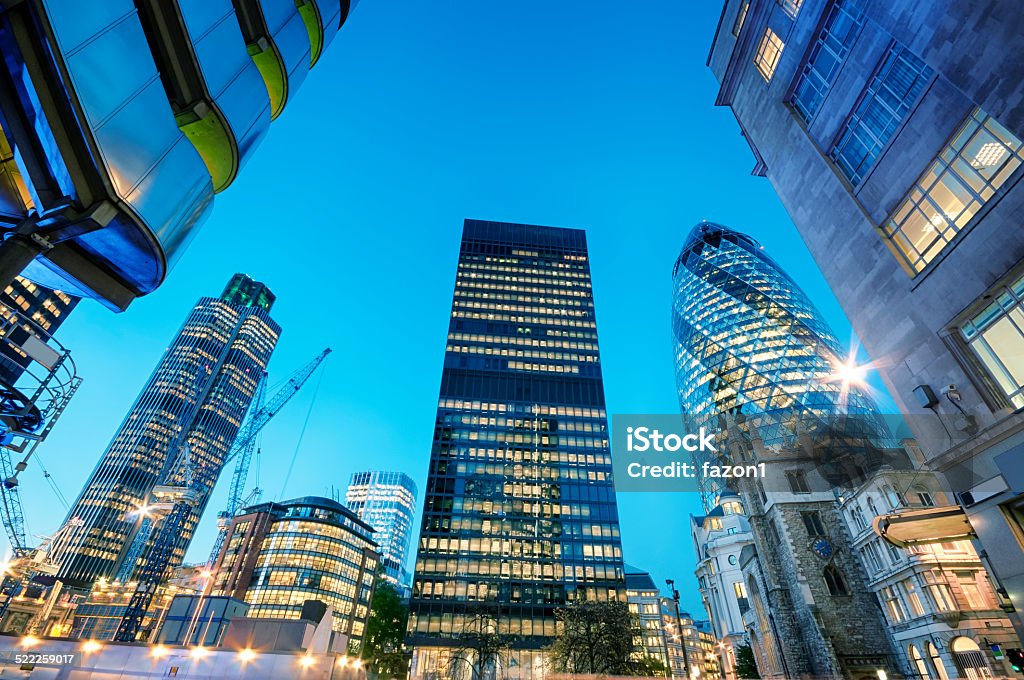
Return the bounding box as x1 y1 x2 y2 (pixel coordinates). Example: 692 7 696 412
666 579 691 679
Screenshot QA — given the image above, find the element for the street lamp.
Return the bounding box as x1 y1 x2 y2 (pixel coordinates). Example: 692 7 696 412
666 579 691 678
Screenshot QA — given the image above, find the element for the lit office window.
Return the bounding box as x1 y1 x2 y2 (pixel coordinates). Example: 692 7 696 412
830 44 932 184
732 1 750 36
961 271 1024 408
777 0 803 20
754 28 785 82
882 109 1023 273
791 0 864 121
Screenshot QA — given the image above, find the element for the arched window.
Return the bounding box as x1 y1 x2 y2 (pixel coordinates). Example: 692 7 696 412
823 565 849 596
909 644 930 679
912 485 935 507
951 637 993 679
926 642 949 680
883 485 904 509
867 496 879 517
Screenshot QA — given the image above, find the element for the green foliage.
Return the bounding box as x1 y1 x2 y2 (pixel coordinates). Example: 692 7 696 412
548 600 638 675
361 582 409 679
734 644 761 679
630 655 670 677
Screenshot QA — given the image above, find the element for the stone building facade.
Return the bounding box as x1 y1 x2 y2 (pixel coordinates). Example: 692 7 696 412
706 0 1024 642
690 491 755 680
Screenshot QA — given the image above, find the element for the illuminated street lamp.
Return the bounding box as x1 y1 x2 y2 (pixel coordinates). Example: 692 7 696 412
666 579 692 678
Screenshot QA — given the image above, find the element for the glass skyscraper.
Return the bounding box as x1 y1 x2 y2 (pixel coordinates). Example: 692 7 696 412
53 273 280 588
407 219 625 680
671 222 889 504
345 470 418 589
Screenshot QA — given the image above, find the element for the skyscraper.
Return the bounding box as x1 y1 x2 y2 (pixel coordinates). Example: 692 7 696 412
672 222 901 679
407 220 625 680
53 273 280 589
345 470 418 589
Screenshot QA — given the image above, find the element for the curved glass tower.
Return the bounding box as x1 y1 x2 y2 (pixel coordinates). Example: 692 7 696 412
671 222 890 504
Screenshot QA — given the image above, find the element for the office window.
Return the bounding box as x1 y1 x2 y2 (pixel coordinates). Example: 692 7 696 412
883 109 1024 273
777 0 803 19
956 571 988 609
791 0 864 120
903 579 926 616
831 44 933 184
912 486 935 507
960 270 1024 408
755 28 785 82
880 585 907 622
732 1 750 36
786 470 810 493
823 565 849 596
923 570 956 611
733 581 747 599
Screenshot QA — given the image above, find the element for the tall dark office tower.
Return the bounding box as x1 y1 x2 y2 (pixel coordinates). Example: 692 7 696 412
407 220 625 680
54 274 280 588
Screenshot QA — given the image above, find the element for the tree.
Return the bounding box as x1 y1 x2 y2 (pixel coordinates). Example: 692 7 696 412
448 605 520 680
361 582 409 679
548 600 637 675
734 644 761 679
631 655 670 677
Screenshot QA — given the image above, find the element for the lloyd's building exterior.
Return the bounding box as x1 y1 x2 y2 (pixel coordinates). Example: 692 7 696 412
0 0 359 309
407 220 626 680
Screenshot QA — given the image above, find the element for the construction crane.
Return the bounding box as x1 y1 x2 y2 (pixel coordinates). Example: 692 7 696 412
113 348 331 642
0 306 81 558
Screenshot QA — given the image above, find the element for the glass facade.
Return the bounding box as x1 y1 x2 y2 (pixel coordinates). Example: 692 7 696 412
407 219 625 680
830 43 933 184
883 108 1024 273
211 496 378 642
671 222 889 504
345 470 418 589
52 274 280 589
791 0 865 122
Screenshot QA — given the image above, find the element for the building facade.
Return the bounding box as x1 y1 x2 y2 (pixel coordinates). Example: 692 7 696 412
0 0 360 311
839 470 1020 679
407 219 626 680
690 491 754 680
210 496 378 644
0 276 76 386
625 566 670 670
52 273 280 589
345 470 418 590
672 222 902 679
707 0 1024 645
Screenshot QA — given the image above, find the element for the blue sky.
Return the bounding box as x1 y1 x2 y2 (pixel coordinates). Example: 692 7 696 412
9 0 888 615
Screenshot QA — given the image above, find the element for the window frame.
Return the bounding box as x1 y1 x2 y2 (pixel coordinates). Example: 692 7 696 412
754 27 786 82
829 41 933 186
